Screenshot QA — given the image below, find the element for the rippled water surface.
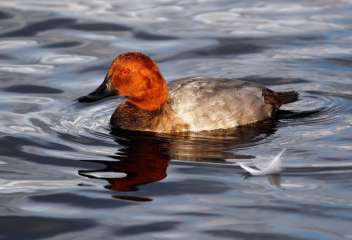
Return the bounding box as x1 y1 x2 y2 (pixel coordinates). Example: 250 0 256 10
1 1 352 239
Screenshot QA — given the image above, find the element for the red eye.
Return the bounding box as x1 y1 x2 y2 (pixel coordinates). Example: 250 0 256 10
121 69 129 75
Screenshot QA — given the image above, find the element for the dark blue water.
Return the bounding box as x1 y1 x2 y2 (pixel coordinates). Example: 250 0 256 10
1 1 352 239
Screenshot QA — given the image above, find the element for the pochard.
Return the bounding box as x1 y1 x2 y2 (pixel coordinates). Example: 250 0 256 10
79 52 298 133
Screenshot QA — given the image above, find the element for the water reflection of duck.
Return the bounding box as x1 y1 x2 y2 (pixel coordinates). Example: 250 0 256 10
79 121 277 192
79 52 298 133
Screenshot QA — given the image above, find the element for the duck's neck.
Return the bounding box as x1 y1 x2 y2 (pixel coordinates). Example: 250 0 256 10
127 79 169 112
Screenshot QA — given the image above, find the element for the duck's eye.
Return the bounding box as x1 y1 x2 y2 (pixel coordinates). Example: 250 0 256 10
120 69 130 75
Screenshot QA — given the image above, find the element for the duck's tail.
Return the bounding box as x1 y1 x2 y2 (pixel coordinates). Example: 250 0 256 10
276 91 299 105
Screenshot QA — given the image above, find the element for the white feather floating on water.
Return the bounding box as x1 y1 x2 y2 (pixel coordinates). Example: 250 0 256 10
239 148 287 176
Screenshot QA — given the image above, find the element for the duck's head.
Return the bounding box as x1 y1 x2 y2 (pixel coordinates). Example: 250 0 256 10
79 52 169 111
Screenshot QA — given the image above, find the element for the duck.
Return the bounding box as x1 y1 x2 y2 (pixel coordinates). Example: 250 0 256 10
78 52 298 133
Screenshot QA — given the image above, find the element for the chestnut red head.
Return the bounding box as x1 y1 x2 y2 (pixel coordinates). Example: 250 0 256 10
79 52 168 111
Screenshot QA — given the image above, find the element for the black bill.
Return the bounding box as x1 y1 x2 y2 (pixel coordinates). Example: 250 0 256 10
78 73 117 102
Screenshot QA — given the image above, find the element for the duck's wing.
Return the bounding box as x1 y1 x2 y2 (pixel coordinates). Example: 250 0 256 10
169 77 279 131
